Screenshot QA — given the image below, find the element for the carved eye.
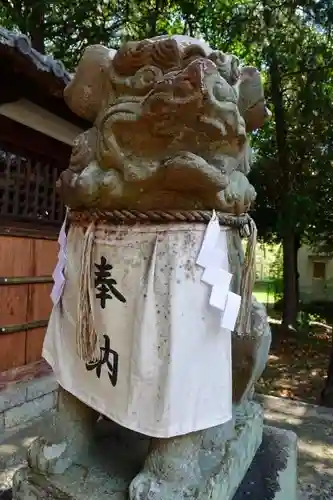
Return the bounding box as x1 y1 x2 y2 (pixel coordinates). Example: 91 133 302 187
133 65 163 90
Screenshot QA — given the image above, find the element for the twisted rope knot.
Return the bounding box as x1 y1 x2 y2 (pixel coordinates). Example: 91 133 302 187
69 208 254 235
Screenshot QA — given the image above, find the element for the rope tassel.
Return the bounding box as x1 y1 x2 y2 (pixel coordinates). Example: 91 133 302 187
236 218 257 335
76 221 100 362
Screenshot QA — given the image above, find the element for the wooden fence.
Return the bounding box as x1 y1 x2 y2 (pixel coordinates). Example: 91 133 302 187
0 234 58 372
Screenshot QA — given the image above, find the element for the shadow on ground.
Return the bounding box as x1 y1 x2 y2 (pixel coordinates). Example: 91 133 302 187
259 395 333 500
0 490 11 499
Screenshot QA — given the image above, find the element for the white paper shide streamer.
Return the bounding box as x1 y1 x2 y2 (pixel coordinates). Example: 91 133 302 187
196 211 241 331
51 214 68 305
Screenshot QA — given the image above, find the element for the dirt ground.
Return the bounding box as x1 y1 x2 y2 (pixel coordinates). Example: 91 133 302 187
256 319 332 405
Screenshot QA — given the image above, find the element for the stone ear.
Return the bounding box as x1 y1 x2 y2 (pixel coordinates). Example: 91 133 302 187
237 67 268 131
237 67 263 115
64 44 116 123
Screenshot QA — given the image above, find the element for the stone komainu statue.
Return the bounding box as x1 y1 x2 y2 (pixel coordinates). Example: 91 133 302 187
58 35 266 214
13 35 272 500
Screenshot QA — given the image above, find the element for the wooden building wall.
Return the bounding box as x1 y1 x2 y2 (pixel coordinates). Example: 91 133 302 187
0 116 73 374
0 234 58 371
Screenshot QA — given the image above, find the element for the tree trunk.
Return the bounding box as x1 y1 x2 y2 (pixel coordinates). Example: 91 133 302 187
320 333 333 407
23 0 46 53
29 5 45 53
148 0 166 37
295 234 301 306
267 32 298 327
282 230 298 327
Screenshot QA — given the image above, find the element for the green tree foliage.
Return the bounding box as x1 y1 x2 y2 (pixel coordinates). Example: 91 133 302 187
1 0 133 66
0 0 193 67
192 0 333 326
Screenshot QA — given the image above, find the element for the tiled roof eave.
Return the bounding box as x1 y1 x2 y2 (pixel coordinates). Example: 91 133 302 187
0 26 71 86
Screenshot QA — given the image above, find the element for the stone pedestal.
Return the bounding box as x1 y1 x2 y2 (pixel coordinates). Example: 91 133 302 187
12 403 297 500
234 426 298 500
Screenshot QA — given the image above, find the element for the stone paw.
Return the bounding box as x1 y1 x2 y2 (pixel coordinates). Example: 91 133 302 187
129 471 199 500
28 437 73 475
129 472 160 500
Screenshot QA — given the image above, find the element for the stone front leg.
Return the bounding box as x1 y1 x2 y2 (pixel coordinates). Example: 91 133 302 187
129 405 263 500
129 431 203 500
27 386 99 475
232 298 271 404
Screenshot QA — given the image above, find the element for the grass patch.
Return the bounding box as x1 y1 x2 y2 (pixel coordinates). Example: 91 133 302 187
253 280 277 304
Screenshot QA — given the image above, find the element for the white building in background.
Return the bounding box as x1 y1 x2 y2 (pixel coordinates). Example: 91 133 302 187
298 246 333 303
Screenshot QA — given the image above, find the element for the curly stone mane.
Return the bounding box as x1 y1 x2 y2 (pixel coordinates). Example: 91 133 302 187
59 36 268 214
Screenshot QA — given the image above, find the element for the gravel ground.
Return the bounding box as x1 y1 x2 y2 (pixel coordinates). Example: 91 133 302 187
1 396 332 499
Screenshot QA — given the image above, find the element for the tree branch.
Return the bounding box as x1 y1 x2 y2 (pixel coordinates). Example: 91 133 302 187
284 65 332 78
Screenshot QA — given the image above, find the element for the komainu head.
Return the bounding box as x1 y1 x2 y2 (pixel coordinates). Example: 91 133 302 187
59 35 269 214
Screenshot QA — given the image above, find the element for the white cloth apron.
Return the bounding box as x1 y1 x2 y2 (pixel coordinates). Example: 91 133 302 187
43 223 233 438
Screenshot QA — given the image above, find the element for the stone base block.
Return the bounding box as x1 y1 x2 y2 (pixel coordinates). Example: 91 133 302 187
12 402 268 500
233 426 298 500
0 374 57 433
